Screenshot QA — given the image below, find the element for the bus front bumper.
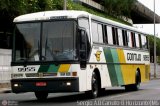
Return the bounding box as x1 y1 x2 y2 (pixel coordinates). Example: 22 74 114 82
11 77 79 93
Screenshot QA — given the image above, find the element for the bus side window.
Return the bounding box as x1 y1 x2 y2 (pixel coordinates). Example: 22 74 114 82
92 22 98 43
146 36 149 49
131 32 136 48
141 34 148 49
103 25 108 44
107 26 113 45
122 30 128 46
97 24 103 43
127 31 132 47
112 27 119 45
135 33 140 48
139 34 142 48
118 29 123 46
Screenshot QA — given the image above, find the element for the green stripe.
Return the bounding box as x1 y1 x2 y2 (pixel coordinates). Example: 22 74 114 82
111 49 124 85
48 64 60 72
38 65 50 72
104 48 118 86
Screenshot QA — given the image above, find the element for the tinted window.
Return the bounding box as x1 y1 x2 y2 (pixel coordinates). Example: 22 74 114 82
139 34 142 48
42 21 76 61
131 32 136 47
141 35 148 49
103 25 108 44
122 30 128 46
15 23 41 61
112 27 119 45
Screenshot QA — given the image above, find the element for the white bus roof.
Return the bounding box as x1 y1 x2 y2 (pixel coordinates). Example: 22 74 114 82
14 10 146 34
13 10 89 22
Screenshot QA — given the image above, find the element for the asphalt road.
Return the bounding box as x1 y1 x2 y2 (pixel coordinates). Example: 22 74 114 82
1 79 160 106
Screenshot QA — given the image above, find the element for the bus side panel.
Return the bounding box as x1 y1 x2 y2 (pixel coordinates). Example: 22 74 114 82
88 47 112 89
117 49 150 85
71 64 88 92
117 49 131 85
122 49 150 84
104 48 125 86
100 65 112 88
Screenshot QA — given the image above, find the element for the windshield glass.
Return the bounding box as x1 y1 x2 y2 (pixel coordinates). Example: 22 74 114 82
14 23 40 61
14 21 77 62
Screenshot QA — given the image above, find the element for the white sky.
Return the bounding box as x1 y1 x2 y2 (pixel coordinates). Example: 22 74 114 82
134 0 160 37
138 0 160 15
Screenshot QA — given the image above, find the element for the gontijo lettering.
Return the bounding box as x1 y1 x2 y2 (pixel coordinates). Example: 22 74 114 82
127 53 141 61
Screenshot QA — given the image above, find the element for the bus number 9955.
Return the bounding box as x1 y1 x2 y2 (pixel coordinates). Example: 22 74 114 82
18 67 36 72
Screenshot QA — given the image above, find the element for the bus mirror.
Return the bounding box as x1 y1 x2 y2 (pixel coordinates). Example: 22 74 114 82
78 29 87 69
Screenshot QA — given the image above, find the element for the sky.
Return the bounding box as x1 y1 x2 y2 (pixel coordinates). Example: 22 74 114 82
134 0 160 37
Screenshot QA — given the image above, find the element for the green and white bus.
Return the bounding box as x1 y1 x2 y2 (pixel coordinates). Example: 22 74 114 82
11 10 150 100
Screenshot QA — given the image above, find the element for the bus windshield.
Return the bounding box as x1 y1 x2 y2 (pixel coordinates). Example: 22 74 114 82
13 20 77 62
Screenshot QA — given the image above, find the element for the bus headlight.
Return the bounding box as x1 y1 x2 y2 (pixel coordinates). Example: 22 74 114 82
66 82 71 86
13 83 19 87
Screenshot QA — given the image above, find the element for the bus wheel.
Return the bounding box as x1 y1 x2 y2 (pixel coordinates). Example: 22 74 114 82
35 92 48 101
125 71 140 91
86 71 99 99
132 71 141 90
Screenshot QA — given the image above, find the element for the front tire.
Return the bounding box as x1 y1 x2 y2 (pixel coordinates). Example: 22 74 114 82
35 92 48 101
86 72 99 99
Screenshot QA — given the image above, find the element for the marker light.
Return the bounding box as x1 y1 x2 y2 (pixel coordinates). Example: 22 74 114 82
72 72 77 76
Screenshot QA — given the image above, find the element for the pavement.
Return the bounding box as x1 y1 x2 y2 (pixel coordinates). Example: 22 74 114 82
0 63 159 94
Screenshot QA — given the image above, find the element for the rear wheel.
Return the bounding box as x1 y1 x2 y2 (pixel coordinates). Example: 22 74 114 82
125 71 140 91
35 92 48 101
132 71 141 90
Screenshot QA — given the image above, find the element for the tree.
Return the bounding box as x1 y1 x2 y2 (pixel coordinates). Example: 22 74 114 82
148 35 160 63
102 0 136 18
0 0 65 33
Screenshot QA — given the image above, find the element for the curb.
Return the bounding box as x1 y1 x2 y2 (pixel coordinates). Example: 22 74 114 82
0 88 11 93
0 83 11 93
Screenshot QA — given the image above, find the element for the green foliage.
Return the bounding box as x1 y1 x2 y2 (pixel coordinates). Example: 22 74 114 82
67 0 131 25
148 35 160 63
102 0 136 17
0 0 131 28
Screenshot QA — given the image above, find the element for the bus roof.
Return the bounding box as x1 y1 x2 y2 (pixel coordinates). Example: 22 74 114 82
13 10 146 35
13 10 89 22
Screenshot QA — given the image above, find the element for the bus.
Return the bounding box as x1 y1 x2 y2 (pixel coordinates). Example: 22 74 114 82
11 10 150 100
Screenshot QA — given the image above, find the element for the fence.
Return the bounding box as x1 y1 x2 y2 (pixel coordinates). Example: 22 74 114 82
0 66 11 83
0 49 11 85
